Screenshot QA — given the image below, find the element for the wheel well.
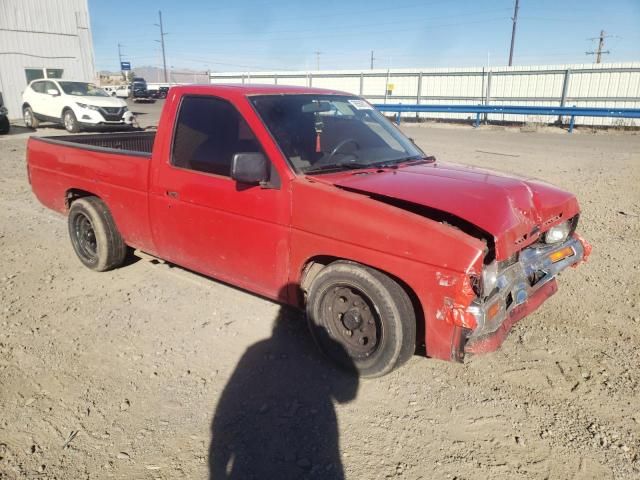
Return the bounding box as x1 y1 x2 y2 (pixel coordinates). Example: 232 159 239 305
65 189 97 209
300 256 426 354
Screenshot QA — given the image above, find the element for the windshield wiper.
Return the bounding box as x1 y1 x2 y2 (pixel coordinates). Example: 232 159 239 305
371 155 435 168
304 161 374 174
304 155 436 175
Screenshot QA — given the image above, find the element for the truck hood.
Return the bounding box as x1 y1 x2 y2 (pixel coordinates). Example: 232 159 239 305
72 96 127 108
312 161 580 260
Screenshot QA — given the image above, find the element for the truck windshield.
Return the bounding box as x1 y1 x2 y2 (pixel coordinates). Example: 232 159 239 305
250 94 424 173
59 82 109 97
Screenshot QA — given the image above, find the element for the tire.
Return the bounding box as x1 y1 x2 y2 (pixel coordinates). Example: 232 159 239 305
63 109 80 133
0 116 9 134
23 106 39 129
306 261 416 378
68 197 127 272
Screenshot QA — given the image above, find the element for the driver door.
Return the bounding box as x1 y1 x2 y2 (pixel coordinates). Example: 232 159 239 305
149 94 292 301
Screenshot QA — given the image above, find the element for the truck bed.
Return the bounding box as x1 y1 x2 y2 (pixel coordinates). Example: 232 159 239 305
36 131 156 157
28 131 155 253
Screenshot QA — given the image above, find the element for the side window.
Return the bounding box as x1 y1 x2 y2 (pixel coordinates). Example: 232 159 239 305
172 96 261 177
31 81 46 94
44 81 60 94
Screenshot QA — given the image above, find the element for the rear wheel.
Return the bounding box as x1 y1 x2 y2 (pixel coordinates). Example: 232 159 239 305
23 106 39 129
68 197 127 271
306 261 416 377
63 109 80 133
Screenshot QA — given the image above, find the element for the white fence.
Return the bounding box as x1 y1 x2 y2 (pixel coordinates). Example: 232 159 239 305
209 62 640 126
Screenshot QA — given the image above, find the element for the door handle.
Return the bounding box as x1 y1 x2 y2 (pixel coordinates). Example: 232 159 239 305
166 190 179 199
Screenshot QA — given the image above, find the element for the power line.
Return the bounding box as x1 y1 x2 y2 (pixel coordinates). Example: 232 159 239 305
586 30 611 64
154 10 168 82
508 0 520 66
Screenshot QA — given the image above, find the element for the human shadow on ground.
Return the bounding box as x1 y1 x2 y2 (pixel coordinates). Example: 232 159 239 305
208 306 359 479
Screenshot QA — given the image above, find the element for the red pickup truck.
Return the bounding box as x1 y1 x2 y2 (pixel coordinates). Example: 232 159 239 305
27 85 590 377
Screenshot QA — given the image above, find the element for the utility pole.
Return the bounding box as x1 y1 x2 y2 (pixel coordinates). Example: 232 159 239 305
586 30 610 63
314 51 322 71
155 10 168 82
508 0 519 66
370 50 375 70
117 43 127 81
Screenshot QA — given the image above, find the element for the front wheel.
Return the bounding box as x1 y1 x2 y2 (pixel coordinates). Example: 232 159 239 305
306 261 416 378
23 106 39 129
68 197 127 271
63 109 80 133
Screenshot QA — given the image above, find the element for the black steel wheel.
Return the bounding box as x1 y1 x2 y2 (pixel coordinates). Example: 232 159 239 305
320 285 381 359
72 212 98 262
68 197 127 271
306 261 416 377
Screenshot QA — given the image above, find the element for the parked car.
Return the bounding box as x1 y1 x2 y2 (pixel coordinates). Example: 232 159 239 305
102 85 130 98
26 85 590 377
22 80 134 133
148 86 169 99
130 77 154 103
0 91 9 134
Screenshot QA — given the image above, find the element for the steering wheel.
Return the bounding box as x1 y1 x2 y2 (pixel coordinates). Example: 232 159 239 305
316 138 360 166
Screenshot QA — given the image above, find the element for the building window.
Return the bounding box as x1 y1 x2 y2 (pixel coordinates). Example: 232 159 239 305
25 69 45 83
24 68 64 84
46 69 64 79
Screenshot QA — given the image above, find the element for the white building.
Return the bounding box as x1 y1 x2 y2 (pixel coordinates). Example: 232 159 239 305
0 0 95 119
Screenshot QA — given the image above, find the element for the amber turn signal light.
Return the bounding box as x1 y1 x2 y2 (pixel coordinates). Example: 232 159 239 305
549 246 575 263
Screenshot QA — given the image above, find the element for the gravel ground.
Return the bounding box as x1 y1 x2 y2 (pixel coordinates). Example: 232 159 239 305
1 106 639 479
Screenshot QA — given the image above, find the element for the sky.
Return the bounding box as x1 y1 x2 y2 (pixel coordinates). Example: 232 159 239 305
89 0 640 73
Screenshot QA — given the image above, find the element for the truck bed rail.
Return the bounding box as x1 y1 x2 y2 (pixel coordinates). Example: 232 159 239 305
36 131 156 157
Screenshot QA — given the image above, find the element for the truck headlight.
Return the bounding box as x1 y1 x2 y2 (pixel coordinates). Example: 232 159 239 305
482 261 499 296
544 221 571 244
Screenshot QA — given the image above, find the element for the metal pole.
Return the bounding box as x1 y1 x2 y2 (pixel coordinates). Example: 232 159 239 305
359 73 364 96
558 68 571 124
158 11 168 83
384 69 390 104
416 71 423 121
597 30 605 64
508 0 520 66
370 50 375 70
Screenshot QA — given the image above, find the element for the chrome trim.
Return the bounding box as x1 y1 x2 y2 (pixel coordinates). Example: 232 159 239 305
468 236 584 339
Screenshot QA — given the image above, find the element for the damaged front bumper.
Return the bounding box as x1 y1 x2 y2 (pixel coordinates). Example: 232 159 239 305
463 233 590 354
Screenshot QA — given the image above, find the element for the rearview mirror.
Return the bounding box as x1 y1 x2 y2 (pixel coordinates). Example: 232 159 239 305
302 101 333 113
231 152 269 185
47 89 59 96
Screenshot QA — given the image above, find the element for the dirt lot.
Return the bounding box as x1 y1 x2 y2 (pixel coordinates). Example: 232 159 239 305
1 106 639 479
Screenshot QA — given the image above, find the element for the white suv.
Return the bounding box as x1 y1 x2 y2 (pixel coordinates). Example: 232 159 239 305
22 79 134 132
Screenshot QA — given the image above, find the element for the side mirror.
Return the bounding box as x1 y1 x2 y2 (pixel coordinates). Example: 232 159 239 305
47 89 59 96
231 152 269 185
